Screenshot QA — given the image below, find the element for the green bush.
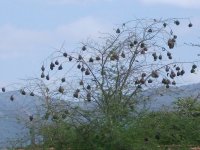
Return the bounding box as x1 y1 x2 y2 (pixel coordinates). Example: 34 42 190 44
20 97 200 149
173 97 200 117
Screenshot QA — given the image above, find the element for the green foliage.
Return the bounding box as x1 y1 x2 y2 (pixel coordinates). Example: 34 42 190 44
173 97 200 117
36 100 200 149
133 111 200 147
40 121 76 149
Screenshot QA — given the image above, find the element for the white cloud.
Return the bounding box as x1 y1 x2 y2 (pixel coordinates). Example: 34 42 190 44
0 17 111 60
140 0 200 8
56 17 111 41
0 25 52 58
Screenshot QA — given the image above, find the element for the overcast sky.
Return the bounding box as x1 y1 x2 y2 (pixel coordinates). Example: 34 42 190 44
0 0 200 87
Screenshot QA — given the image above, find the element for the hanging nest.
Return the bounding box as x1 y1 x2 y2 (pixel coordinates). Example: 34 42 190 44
162 78 170 85
110 53 119 61
121 52 125 58
140 78 145 84
77 64 81 69
61 77 66 82
81 67 86 72
165 66 170 72
133 40 138 45
10 95 14 101
76 89 80 93
168 39 175 49
2 87 5 92
30 92 35 96
41 65 45 71
86 85 91 90
73 92 79 98
130 42 134 48
85 69 90 75
180 70 185 75
96 56 101 61
172 81 176 85
170 71 176 79
148 79 153 83
29 115 33 121
168 55 172 59
58 86 64 94
148 28 152 33
151 71 159 78
78 55 82 60
158 55 162 60
176 66 180 71
46 74 50 80
69 56 73 61
141 50 145 54
140 43 145 48
188 23 193 27
177 71 181 76
20 89 26 95
191 68 195 73
116 28 120 34
135 79 140 85
79 80 84 85
141 73 146 77
89 57 94 63
174 20 180 25
63 52 68 57
41 72 45 78
58 65 63 70
50 62 55 70
163 23 167 27
55 60 59 65
192 64 197 69
82 46 86 51
87 92 91 102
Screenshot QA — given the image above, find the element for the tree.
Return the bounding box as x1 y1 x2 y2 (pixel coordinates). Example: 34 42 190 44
1 18 199 149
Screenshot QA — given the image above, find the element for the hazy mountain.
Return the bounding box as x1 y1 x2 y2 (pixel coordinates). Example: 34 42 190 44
0 90 96 148
143 83 200 110
0 91 43 148
1 83 200 148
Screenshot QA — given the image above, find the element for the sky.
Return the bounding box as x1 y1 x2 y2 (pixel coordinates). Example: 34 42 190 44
0 0 200 88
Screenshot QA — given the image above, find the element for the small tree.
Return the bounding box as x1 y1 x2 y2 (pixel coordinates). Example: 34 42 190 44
174 96 200 117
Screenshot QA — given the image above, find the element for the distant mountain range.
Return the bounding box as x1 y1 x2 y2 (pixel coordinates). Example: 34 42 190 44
0 91 44 148
1 83 200 148
143 83 200 110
